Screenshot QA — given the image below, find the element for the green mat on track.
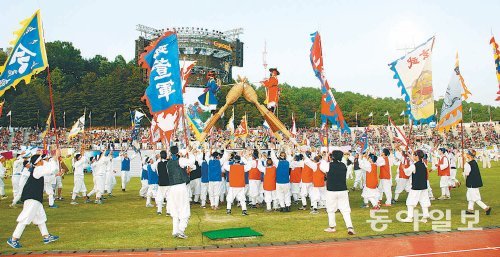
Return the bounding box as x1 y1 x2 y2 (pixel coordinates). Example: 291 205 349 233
202 227 263 240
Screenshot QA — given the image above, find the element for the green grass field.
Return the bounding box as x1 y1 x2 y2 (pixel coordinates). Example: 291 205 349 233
1 162 499 253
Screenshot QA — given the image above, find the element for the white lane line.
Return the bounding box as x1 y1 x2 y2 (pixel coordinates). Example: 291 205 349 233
394 246 500 257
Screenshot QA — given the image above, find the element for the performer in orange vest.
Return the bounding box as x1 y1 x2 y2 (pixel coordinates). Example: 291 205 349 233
248 150 263 208
290 154 304 203
299 151 314 210
304 155 325 214
377 149 393 206
394 149 411 203
261 68 280 112
436 148 451 200
360 154 380 210
258 158 278 212
223 154 252 216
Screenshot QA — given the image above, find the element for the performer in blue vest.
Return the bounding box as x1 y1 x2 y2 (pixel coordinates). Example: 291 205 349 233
139 158 149 198
145 157 158 208
205 148 229 210
116 151 138 192
270 148 292 212
200 153 209 208
7 154 60 249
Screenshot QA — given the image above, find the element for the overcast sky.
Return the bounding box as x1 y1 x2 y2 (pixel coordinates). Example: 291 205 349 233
1 0 499 106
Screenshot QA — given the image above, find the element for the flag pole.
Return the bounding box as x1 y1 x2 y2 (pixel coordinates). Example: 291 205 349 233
114 112 117 129
46 67 62 170
460 118 465 168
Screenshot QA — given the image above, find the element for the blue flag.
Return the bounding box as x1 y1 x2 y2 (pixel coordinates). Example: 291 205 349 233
0 10 48 97
139 32 183 143
140 32 183 113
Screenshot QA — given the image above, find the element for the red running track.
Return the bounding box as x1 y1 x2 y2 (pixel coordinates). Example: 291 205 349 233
14 229 500 257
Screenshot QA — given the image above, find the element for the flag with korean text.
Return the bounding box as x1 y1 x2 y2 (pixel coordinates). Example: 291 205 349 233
0 10 48 97
139 31 183 144
389 36 435 124
310 31 350 133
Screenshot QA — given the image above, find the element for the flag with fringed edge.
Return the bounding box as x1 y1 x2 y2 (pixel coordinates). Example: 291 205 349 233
0 10 48 97
389 36 435 124
310 31 351 133
139 31 183 144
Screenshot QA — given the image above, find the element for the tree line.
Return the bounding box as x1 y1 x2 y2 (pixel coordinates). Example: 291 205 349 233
0 41 498 129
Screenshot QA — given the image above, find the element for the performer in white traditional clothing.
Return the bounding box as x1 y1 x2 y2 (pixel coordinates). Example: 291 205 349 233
166 146 195 239
351 153 364 191
435 148 451 200
70 154 89 205
393 150 411 203
206 149 229 210
87 153 106 204
0 155 7 199
156 151 170 215
359 154 380 209
320 150 355 235
11 154 24 201
299 151 314 211
377 149 393 206
463 150 492 215
11 160 31 207
7 154 60 249
289 154 304 203
401 150 431 223
104 151 116 197
224 153 252 215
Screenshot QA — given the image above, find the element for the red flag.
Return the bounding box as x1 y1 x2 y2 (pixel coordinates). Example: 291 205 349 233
234 114 248 138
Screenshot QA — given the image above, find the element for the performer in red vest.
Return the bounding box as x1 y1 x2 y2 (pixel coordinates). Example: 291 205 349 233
394 149 411 203
223 154 252 216
377 149 392 206
248 150 263 208
290 154 304 203
436 148 451 200
259 158 278 212
261 68 280 112
360 154 380 210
